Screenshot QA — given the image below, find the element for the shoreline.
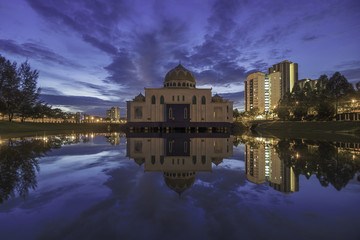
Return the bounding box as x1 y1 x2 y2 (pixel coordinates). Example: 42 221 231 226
248 120 360 142
1 120 359 142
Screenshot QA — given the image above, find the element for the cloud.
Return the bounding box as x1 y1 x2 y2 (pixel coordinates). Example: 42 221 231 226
302 34 320 42
39 94 124 115
82 34 118 55
0 39 82 67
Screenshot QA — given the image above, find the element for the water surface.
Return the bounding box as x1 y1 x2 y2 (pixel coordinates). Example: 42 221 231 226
0 133 359 239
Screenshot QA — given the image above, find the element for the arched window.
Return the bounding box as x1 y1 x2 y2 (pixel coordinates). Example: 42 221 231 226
187 83 189 87
190 84 192 87
151 95 156 104
201 96 206 104
182 95 185 101
160 156 164 165
164 84 166 87
182 82 185 86
227 105 229 113
201 156 206 164
192 96 197 104
160 96 164 104
178 82 181 86
151 156 155 164
166 83 169 87
192 156 197 165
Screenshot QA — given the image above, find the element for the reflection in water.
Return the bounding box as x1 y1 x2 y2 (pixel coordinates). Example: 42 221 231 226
242 136 360 193
0 134 93 203
126 133 233 195
244 138 299 194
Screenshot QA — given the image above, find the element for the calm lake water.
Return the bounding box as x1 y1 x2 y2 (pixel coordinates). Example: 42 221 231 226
0 132 359 240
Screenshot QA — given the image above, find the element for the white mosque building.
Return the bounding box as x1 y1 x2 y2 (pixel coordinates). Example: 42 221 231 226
126 63 233 130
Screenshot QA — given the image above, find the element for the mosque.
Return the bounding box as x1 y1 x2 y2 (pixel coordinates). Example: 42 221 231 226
126 63 233 130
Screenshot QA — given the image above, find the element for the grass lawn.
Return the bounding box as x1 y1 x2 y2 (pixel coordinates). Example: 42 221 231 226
0 121 126 138
250 120 360 142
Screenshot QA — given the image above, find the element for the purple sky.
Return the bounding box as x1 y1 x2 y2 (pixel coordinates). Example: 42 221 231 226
1 0 359 116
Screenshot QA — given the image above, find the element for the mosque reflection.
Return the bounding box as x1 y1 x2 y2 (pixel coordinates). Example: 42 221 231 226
126 133 233 195
241 136 360 193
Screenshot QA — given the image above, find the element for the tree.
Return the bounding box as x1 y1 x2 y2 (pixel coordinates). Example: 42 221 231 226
18 61 40 122
233 108 240 121
275 106 290 120
0 56 21 121
316 100 335 120
247 107 259 120
327 72 355 115
0 56 40 121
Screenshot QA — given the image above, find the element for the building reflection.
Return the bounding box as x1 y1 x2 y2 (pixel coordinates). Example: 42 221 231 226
126 133 233 195
242 136 360 193
244 137 299 194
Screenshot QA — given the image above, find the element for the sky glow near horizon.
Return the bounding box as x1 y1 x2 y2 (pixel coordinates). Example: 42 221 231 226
0 0 359 115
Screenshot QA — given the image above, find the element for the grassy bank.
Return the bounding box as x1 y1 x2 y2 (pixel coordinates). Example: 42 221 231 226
250 120 360 142
0 121 126 138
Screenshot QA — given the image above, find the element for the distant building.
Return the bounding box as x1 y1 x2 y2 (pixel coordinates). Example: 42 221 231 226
126 63 233 129
298 78 318 90
106 110 111 120
268 60 298 98
244 71 281 113
106 107 120 122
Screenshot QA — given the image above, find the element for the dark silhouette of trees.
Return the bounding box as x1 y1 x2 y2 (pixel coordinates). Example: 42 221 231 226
0 56 40 121
0 55 71 122
277 71 357 121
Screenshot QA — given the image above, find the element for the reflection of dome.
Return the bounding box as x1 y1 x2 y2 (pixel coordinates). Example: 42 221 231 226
163 63 196 88
163 171 196 195
211 157 223 166
134 158 145 166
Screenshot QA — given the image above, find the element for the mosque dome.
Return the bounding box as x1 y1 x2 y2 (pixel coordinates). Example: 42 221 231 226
163 63 196 88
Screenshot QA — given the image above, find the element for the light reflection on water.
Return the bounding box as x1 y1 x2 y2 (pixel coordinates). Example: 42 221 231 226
0 132 359 239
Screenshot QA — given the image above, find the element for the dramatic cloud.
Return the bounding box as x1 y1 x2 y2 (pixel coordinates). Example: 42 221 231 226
0 39 82 67
0 0 359 114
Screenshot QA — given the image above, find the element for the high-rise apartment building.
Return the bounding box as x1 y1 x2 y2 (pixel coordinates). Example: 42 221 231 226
268 60 298 98
106 107 120 122
244 71 281 113
244 60 297 114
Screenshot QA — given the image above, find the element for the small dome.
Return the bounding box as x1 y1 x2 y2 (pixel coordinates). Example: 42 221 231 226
133 93 145 102
164 63 195 83
163 171 196 195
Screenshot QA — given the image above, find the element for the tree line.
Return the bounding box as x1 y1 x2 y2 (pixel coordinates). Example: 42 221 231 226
275 72 360 120
0 55 71 122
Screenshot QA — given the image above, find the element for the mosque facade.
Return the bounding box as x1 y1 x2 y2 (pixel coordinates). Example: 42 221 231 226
126 63 233 129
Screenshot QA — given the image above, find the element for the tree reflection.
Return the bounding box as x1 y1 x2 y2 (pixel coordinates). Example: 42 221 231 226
276 139 360 190
0 134 91 203
241 135 360 193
